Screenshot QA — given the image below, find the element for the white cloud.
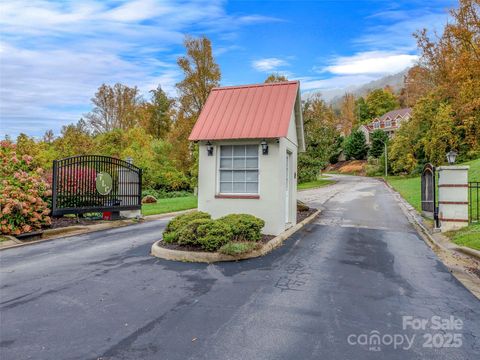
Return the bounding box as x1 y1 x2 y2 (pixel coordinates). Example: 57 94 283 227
356 7 452 51
323 51 418 75
0 0 280 137
252 58 289 72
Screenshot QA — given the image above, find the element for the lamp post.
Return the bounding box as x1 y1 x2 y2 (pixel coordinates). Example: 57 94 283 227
446 150 457 165
384 141 388 178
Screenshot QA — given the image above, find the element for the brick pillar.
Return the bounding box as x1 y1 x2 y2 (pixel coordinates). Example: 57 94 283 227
437 165 469 231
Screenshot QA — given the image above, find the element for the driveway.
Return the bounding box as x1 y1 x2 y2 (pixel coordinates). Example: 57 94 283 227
1 175 479 359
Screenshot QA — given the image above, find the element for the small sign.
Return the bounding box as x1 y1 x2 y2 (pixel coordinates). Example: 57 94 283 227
96 172 112 195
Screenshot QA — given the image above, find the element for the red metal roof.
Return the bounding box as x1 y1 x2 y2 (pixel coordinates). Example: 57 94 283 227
189 81 300 141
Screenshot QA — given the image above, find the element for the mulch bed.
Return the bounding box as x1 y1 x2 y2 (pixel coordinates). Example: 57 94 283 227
49 216 105 229
297 208 317 223
159 234 276 253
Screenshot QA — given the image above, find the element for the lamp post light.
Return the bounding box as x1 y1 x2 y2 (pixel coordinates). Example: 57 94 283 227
206 141 214 156
446 150 457 165
261 139 269 155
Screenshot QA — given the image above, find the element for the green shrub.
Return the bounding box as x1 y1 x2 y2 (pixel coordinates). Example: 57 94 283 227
162 211 211 243
218 214 265 242
176 218 212 246
197 220 233 251
162 231 177 244
219 241 261 256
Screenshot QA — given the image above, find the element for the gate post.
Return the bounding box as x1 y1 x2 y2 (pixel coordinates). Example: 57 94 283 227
437 165 469 231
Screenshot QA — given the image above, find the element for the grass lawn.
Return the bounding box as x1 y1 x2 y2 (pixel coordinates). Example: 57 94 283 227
142 196 197 216
298 178 336 190
446 224 480 251
386 176 422 212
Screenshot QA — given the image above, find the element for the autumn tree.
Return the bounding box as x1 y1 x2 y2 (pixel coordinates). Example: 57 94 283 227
399 66 434 107
414 0 480 155
365 88 399 119
264 73 288 83
85 83 142 134
170 35 221 176
54 119 95 157
175 36 221 119
339 93 356 135
298 94 341 182
355 96 371 124
43 130 55 143
139 86 174 139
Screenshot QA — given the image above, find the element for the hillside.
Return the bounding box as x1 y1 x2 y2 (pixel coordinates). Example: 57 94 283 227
329 69 408 108
302 68 409 106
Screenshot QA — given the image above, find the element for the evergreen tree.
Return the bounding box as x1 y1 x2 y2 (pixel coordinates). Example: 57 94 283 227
369 130 389 158
344 130 368 160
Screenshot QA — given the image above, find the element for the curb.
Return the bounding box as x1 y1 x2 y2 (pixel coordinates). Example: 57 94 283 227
0 209 196 251
151 209 321 263
381 179 480 261
143 208 196 221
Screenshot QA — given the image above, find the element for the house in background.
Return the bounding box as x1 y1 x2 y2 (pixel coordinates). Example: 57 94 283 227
359 108 412 144
189 81 305 235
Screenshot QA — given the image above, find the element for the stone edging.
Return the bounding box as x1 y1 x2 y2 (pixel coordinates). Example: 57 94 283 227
381 179 480 261
151 209 321 263
0 209 196 251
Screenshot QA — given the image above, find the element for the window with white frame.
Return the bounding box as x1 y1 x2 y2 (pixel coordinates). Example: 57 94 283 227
219 145 259 194
385 119 392 127
374 121 380 129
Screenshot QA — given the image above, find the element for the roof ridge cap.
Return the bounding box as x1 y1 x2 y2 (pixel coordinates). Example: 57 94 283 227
211 81 299 91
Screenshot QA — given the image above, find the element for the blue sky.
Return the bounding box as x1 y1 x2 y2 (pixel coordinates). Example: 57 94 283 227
0 0 455 138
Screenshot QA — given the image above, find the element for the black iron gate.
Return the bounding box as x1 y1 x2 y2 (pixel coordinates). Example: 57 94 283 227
52 155 142 216
421 163 438 226
469 182 479 223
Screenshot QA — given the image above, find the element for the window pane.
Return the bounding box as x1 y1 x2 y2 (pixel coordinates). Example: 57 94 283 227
220 158 232 169
220 182 232 193
233 182 246 193
220 170 232 181
246 158 258 169
246 145 258 156
246 182 258 193
246 170 258 181
233 170 245 181
233 146 245 156
233 158 244 169
221 146 232 156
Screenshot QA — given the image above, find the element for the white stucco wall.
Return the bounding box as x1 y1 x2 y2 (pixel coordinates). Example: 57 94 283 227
437 165 469 231
197 110 299 235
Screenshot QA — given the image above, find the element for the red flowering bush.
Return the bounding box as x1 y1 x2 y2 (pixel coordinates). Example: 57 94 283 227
0 140 52 235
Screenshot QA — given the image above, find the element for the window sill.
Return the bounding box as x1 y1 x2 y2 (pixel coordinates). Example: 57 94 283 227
215 194 260 199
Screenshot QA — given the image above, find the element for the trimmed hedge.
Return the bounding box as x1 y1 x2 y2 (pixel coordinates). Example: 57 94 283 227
163 211 211 243
162 212 265 252
197 220 233 251
176 218 212 246
219 214 264 242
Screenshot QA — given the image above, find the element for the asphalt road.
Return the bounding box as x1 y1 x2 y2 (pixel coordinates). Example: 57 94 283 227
1 175 479 360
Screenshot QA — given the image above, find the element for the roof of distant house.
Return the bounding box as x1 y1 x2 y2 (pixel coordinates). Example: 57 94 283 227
189 81 303 146
376 108 412 121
